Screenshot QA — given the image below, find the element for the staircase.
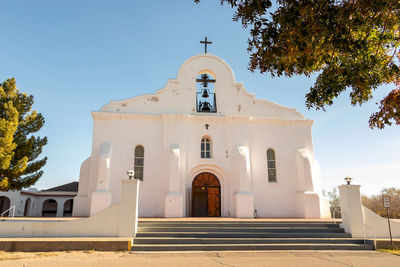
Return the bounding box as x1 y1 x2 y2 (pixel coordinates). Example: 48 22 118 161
132 220 374 251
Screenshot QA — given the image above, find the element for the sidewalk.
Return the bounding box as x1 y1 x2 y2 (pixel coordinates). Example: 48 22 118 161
0 250 399 267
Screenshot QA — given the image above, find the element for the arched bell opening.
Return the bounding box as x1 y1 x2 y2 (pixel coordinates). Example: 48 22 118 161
196 73 217 113
191 172 221 217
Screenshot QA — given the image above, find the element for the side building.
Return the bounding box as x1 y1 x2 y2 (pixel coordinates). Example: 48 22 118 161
0 182 78 217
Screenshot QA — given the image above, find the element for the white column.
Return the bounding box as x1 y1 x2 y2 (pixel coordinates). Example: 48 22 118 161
56 199 64 217
118 179 140 237
90 143 113 216
338 184 365 237
234 145 254 218
164 144 183 217
295 148 324 218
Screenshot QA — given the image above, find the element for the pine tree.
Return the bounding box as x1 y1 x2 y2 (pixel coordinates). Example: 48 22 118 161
0 78 47 191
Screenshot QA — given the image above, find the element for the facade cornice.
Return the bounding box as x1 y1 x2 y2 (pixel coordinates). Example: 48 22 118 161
91 111 313 126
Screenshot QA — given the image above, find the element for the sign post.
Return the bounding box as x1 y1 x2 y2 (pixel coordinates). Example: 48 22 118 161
383 196 393 250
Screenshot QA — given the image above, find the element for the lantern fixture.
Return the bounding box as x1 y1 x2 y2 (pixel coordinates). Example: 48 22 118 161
344 176 352 185
127 170 135 180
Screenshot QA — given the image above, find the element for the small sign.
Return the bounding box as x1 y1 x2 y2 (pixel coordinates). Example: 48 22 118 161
383 196 391 208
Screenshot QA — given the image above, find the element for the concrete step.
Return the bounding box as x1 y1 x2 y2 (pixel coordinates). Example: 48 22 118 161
138 222 341 228
133 220 372 251
137 226 345 233
136 232 352 238
131 243 375 251
134 237 369 245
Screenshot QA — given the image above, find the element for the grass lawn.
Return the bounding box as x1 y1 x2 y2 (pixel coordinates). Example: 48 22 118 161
378 248 400 256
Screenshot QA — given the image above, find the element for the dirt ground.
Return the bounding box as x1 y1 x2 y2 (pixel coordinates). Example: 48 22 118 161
0 250 400 267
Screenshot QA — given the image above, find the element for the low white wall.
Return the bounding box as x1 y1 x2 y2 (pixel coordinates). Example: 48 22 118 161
363 206 400 238
339 184 400 239
0 179 139 238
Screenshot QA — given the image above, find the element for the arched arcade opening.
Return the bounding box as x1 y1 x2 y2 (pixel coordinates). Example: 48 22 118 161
42 199 58 217
0 196 11 217
63 199 74 217
24 198 31 216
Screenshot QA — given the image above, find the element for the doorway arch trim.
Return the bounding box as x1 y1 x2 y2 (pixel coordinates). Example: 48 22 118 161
186 164 228 217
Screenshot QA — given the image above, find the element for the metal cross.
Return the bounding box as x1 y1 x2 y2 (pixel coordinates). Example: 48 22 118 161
196 74 216 84
200 37 212 54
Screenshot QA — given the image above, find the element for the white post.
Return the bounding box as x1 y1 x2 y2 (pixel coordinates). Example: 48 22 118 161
338 184 365 237
118 179 140 237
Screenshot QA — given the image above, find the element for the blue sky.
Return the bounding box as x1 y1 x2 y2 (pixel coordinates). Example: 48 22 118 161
1 0 399 196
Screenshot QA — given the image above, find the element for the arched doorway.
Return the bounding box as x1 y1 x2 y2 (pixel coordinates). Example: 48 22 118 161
0 196 11 217
192 172 221 217
24 198 31 216
42 199 58 217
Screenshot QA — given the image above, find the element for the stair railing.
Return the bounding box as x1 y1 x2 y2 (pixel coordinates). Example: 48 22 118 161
1 205 16 219
363 223 376 249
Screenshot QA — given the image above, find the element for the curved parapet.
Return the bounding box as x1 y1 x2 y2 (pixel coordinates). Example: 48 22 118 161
97 54 306 120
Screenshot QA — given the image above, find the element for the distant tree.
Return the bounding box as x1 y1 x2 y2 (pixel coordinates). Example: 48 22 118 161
362 187 400 219
324 187 341 218
195 0 400 128
0 78 47 191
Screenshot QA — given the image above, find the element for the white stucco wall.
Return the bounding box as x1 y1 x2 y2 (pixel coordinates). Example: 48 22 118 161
74 54 328 218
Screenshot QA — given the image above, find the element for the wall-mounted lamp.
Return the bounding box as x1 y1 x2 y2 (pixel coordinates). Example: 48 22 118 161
127 170 135 180
344 176 352 185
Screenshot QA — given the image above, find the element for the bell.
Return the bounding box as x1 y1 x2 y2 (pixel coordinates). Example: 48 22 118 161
201 101 211 111
201 89 209 98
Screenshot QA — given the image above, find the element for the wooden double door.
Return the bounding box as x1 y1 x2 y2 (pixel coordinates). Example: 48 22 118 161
192 172 221 217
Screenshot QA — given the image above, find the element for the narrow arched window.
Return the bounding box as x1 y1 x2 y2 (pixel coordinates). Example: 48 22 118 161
134 145 144 180
201 137 212 158
267 149 277 182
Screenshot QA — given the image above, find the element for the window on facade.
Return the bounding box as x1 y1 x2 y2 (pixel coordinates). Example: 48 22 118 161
267 149 277 182
201 137 212 158
134 145 144 180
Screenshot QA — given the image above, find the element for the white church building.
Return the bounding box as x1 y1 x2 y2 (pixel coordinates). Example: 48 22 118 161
73 53 330 219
